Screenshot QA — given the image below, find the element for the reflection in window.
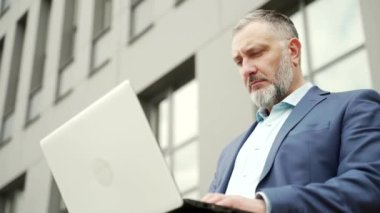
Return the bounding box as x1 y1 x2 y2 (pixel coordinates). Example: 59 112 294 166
0 174 25 213
26 0 51 125
139 56 199 198
173 140 199 198
1 114 14 143
269 0 370 91
0 190 22 213
0 0 10 14
158 99 169 150
129 0 153 43
90 0 112 74
59 0 77 68
92 0 112 38
307 0 365 70
314 49 371 92
56 0 77 102
1 14 27 144
173 81 198 146
55 62 73 103
151 80 199 198
26 91 42 124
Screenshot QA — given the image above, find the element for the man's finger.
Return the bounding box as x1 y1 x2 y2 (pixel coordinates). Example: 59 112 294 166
201 193 225 204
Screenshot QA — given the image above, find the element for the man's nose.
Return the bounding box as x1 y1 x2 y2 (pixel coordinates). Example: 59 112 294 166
242 59 258 78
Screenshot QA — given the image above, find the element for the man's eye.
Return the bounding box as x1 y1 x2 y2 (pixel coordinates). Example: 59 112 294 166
234 58 242 66
253 50 265 58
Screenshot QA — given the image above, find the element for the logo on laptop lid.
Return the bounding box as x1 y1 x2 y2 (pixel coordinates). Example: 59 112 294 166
92 158 113 186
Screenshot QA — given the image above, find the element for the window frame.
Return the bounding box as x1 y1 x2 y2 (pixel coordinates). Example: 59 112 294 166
128 0 154 45
0 0 10 16
92 0 112 40
1 13 27 145
58 0 77 69
25 0 52 127
262 0 368 85
55 0 77 103
0 173 26 213
89 0 112 76
138 56 199 198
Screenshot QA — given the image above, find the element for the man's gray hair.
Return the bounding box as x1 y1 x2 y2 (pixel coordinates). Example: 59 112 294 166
233 9 299 40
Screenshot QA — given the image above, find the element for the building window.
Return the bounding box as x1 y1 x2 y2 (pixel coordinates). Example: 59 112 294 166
0 190 22 213
139 56 199 198
1 14 27 145
93 0 111 38
0 174 25 213
59 0 76 68
313 49 370 91
58 200 68 213
48 179 68 213
90 0 112 75
25 0 52 126
129 0 153 44
56 0 77 102
0 0 10 15
264 0 370 92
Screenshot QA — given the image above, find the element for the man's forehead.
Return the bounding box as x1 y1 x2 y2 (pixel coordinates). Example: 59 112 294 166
233 21 273 39
231 22 277 53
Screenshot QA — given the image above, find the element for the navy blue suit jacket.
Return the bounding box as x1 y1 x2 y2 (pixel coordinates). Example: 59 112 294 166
209 86 380 212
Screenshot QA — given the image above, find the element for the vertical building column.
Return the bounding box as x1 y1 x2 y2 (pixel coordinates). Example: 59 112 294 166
359 0 380 91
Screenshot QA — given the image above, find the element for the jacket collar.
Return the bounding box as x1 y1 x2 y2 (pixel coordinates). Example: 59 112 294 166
259 86 329 181
216 86 329 193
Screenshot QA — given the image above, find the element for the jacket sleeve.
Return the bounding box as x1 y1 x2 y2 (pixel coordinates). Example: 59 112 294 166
261 90 380 212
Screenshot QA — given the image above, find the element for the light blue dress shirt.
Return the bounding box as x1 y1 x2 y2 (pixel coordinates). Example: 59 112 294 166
226 82 314 211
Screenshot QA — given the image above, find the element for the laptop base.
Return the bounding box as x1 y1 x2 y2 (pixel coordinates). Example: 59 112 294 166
168 199 250 213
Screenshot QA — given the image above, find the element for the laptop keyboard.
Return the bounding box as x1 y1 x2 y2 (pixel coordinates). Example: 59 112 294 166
168 199 251 213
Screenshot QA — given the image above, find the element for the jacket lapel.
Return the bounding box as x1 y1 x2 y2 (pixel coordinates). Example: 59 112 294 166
259 86 329 181
217 122 257 193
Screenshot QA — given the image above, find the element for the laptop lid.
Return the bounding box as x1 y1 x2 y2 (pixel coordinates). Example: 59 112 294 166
40 81 183 213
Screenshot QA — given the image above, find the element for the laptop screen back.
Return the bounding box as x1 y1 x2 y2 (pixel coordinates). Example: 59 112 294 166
40 81 183 213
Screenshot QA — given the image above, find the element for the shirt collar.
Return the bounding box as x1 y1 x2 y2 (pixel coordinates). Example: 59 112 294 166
256 82 314 122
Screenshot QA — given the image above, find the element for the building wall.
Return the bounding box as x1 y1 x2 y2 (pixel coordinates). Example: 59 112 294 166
0 0 378 212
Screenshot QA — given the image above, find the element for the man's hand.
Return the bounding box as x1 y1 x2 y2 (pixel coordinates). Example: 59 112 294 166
201 193 266 213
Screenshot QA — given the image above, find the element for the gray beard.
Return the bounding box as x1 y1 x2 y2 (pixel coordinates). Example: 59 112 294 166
250 51 293 109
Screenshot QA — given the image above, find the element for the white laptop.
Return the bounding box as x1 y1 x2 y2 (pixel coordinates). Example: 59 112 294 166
41 80 246 213
40 81 184 213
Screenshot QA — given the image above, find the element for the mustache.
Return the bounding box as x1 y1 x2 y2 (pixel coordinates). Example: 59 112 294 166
247 75 269 85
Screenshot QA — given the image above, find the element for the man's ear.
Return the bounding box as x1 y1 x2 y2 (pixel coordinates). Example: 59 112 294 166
288 38 301 67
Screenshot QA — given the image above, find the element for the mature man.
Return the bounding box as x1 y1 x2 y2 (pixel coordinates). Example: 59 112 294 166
202 10 380 212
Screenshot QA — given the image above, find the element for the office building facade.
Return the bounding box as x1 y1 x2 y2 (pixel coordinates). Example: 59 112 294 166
0 0 379 212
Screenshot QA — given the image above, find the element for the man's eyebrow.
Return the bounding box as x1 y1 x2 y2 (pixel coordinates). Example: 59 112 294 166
243 44 266 53
232 53 242 63
232 45 265 58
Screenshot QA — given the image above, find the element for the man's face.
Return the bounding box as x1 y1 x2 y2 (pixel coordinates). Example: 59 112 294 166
232 21 294 109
